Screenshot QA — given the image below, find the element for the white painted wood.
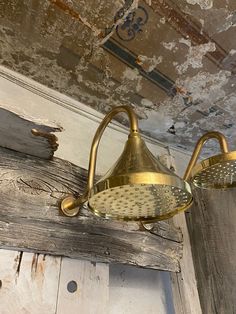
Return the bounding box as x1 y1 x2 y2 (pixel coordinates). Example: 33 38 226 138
57 259 109 314
0 104 60 159
109 265 175 314
169 150 202 314
0 250 61 314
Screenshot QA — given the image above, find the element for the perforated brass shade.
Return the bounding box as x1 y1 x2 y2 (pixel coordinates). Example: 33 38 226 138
190 151 236 189
184 131 236 190
88 135 193 221
60 105 193 221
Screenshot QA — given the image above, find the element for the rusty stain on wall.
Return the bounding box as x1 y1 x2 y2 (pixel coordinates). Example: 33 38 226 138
0 0 236 155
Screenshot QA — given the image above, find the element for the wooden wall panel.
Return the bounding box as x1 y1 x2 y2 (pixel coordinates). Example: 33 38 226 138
0 250 61 314
56 259 109 314
169 149 202 314
109 264 175 314
186 188 236 314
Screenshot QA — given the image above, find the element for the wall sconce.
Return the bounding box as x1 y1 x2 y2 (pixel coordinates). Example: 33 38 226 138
60 106 236 221
60 105 192 221
183 131 235 189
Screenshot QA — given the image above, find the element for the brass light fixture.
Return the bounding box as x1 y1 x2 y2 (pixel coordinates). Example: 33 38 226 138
60 106 236 221
184 131 236 189
61 105 193 221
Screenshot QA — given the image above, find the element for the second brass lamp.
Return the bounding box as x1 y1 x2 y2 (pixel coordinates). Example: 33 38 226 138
61 105 193 221
184 130 236 189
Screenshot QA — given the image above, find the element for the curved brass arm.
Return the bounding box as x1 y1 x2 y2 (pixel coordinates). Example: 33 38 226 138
87 105 139 191
183 131 229 181
61 105 140 216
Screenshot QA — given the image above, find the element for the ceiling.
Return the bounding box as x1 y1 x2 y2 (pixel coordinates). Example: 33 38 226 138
0 0 236 155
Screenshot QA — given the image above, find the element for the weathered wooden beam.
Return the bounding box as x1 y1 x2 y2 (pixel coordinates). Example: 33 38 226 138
186 188 236 313
0 106 183 271
0 105 61 159
0 146 182 271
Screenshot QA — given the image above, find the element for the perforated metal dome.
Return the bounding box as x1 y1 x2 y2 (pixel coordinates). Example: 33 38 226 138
88 135 192 221
191 151 236 189
89 182 192 221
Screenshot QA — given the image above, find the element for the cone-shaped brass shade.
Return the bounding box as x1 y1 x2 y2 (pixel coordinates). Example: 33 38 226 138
184 131 236 189
190 151 236 189
88 135 192 221
61 105 192 221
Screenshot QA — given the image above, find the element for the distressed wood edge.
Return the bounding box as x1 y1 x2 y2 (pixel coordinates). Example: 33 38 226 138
0 146 183 272
163 152 202 314
185 188 236 313
0 105 62 159
0 249 61 314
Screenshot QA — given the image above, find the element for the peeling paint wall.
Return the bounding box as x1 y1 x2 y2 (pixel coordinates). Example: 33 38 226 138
0 0 236 155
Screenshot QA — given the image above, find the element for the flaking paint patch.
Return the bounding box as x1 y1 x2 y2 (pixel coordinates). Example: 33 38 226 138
221 94 236 114
139 110 174 136
0 24 141 115
176 70 230 103
186 0 213 10
138 70 232 153
162 41 177 51
214 10 236 34
160 17 166 24
136 55 163 72
176 42 216 74
122 68 142 92
141 98 154 109
1 0 236 156
178 38 191 47
199 18 204 33
229 49 236 56
190 8 236 36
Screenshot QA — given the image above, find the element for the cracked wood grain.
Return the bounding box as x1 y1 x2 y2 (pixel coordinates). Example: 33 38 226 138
0 106 61 159
0 146 182 272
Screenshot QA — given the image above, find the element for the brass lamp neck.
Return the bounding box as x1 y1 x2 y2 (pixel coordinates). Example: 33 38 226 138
61 105 140 216
184 131 229 181
87 105 140 191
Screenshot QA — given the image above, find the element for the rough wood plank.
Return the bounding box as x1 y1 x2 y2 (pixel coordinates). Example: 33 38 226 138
0 249 61 314
109 265 175 314
171 213 202 314
186 188 236 314
56 259 109 314
0 105 61 159
0 146 182 272
167 150 202 314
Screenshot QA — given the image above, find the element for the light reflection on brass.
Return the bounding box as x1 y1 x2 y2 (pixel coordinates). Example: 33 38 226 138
60 105 192 221
184 131 236 189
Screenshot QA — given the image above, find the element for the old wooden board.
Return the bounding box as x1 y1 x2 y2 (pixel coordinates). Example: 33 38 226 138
0 104 61 159
0 250 61 314
186 188 236 314
0 146 183 272
56 259 109 314
168 149 202 314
